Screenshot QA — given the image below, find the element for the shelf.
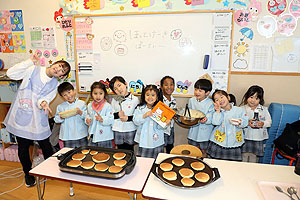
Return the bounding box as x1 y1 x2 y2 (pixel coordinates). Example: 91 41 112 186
0 102 11 104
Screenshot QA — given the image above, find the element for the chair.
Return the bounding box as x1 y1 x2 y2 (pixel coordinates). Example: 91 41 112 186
271 148 296 166
170 144 202 158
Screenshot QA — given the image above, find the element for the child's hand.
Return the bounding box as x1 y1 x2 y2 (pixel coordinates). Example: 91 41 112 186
143 111 152 119
40 101 52 115
120 115 128 122
95 112 103 122
199 117 207 124
119 111 125 118
256 121 264 128
214 102 221 113
86 118 92 125
30 51 40 65
76 107 82 116
249 119 256 128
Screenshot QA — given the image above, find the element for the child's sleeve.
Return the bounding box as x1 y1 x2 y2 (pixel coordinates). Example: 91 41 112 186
85 103 92 124
79 102 87 120
238 109 249 128
205 103 215 125
263 108 272 128
212 111 223 125
54 105 64 123
6 59 35 80
133 107 146 126
101 105 114 126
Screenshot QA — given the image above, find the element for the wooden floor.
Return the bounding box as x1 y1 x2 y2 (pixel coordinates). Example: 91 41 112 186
0 160 147 200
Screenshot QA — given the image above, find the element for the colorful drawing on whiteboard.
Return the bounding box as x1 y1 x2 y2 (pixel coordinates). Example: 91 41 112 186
100 79 110 92
131 0 155 9
179 37 192 48
289 0 300 19
234 10 252 26
10 10 24 32
233 0 247 7
233 58 248 69
277 14 297 36
234 41 249 57
100 37 112 51
257 15 277 38
129 80 143 93
54 8 64 28
61 0 79 14
113 30 126 43
112 0 128 4
239 27 253 41
114 44 128 56
267 0 287 16
248 0 262 21
199 73 214 85
184 0 208 5
176 80 192 94
165 1 173 9
170 29 182 40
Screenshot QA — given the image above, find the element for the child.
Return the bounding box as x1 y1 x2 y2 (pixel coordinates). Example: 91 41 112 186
133 85 169 158
159 76 176 154
4 51 71 187
240 85 272 162
109 76 139 151
207 90 249 161
187 79 214 157
54 82 88 148
86 82 114 147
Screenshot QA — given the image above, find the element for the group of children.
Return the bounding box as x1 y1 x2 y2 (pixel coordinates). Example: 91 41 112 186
55 74 272 163
4 54 272 187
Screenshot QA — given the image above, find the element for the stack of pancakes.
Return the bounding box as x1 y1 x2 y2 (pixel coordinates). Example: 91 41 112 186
159 157 210 187
66 149 128 174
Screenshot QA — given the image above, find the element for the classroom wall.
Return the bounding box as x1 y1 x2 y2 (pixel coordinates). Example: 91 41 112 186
1 0 300 146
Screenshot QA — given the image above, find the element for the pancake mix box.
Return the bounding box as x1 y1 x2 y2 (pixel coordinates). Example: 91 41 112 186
151 101 176 128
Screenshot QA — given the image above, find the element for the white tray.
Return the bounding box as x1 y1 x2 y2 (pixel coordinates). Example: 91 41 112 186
258 181 300 200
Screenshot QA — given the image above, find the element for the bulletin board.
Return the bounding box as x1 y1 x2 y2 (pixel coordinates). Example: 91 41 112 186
74 11 234 95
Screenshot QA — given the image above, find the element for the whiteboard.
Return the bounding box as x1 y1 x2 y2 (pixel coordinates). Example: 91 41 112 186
74 11 233 95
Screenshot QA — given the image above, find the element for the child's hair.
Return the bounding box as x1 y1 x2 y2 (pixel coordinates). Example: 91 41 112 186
212 89 229 102
57 82 74 96
159 75 175 101
229 93 237 106
139 84 159 107
194 79 212 92
52 60 71 77
241 85 265 106
90 82 108 100
109 76 126 93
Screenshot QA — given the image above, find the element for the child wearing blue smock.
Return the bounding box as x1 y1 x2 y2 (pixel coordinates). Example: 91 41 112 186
207 90 249 161
4 51 71 187
85 82 114 148
188 79 214 157
54 82 88 148
133 85 170 158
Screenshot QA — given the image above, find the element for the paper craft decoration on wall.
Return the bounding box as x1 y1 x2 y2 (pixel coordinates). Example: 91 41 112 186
0 10 11 32
42 27 56 49
84 0 105 10
267 0 287 16
12 32 26 53
9 10 24 32
65 31 75 61
54 8 64 27
59 0 79 14
277 14 297 36
176 80 192 94
184 0 207 6
248 0 262 21
131 0 155 9
30 26 43 48
129 80 143 93
234 10 252 26
257 15 277 38
60 17 73 32
289 0 300 19
0 33 14 53
239 27 254 41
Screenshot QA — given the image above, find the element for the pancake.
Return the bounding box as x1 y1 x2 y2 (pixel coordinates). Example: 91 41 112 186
81 149 90 154
179 168 194 178
94 163 109 172
90 150 98 155
181 177 195 186
81 161 95 169
72 153 86 160
162 171 177 181
114 159 127 167
195 172 210 183
159 163 173 171
92 153 110 163
190 161 205 171
113 152 126 160
108 165 123 173
67 160 82 167
172 158 185 166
